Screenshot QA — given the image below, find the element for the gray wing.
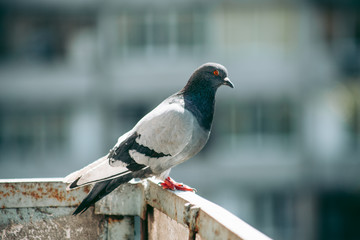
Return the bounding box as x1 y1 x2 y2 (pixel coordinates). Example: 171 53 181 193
125 99 196 173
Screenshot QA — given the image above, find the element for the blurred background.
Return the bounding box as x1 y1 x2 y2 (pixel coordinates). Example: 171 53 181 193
0 0 359 239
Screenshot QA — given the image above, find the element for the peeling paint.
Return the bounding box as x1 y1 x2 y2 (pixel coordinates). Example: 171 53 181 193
65 227 71 238
0 207 106 240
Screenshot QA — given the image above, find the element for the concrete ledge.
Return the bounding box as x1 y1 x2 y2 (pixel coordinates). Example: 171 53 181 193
0 178 272 240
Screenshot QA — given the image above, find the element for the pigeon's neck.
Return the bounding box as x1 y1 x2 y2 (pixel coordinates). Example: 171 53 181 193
180 87 216 131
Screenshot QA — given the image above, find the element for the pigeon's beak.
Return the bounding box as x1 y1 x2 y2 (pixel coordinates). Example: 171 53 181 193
223 77 234 88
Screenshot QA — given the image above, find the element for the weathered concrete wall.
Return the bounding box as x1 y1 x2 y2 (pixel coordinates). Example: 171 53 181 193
0 179 135 240
0 178 271 240
147 207 189 240
0 207 107 240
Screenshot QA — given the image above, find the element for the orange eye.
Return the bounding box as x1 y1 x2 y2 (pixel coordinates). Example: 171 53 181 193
213 70 219 76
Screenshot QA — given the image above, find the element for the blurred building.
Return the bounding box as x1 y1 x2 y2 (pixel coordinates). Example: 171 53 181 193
0 0 359 239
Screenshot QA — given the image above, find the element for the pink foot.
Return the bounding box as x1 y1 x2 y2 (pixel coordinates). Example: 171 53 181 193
160 177 195 192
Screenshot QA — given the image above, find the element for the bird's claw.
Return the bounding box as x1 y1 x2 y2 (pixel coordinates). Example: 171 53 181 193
160 177 196 192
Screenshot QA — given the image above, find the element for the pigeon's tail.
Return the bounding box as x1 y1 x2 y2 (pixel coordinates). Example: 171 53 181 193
64 156 108 187
64 155 132 190
72 167 153 215
73 173 133 215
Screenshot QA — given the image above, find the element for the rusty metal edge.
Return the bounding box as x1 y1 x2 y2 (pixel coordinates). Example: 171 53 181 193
0 178 91 209
0 178 64 183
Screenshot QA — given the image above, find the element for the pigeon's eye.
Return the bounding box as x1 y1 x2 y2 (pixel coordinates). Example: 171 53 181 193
213 70 219 76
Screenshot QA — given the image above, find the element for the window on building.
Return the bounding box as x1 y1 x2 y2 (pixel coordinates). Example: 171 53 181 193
176 12 196 47
0 107 69 160
319 7 360 78
120 10 205 55
217 100 295 137
254 192 296 240
126 12 147 49
0 10 95 62
152 14 170 47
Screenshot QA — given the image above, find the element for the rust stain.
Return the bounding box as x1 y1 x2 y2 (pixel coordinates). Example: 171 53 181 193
3 193 10 197
193 211 200 233
0 190 11 198
2 183 17 193
29 191 41 200
1 182 92 204
47 187 67 202
83 185 91 194
151 198 159 206
2 184 18 198
174 200 178 220
194 225 199 233
108 216 124 224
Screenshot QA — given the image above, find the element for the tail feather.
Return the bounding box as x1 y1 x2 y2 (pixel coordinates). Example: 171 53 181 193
64 155 130 190
73 173 133 215
72 166 153 215
64 156 108 184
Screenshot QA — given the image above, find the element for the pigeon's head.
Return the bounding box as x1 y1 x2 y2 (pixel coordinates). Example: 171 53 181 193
184 63 234 93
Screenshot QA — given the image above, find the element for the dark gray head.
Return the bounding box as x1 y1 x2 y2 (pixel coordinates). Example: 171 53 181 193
183 62 234 93
180 63 234 131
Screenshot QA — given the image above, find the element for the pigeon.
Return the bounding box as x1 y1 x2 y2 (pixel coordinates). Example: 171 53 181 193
64 62 234 215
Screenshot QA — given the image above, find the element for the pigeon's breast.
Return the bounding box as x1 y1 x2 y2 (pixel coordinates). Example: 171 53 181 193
151 108 210 173
127 98 210 174
177 113 210 161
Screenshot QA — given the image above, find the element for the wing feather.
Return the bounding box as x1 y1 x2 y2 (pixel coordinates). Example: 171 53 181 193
130 100 194 171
